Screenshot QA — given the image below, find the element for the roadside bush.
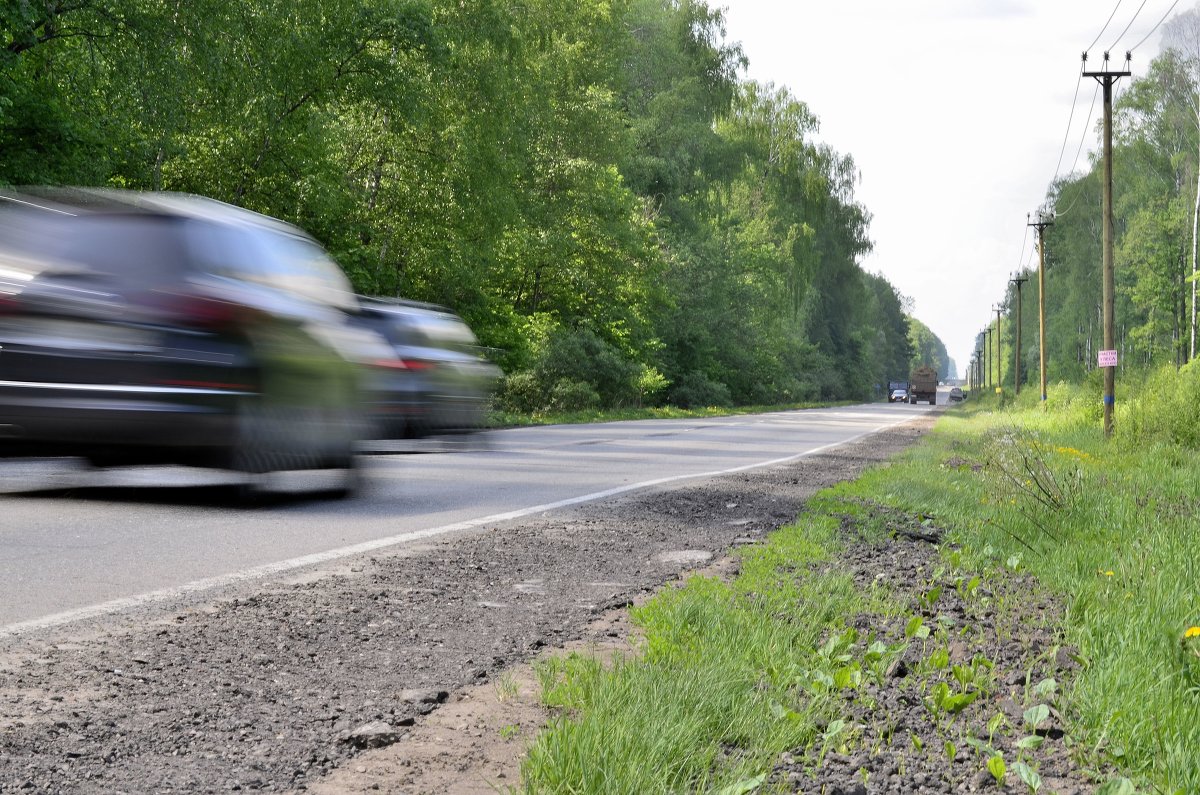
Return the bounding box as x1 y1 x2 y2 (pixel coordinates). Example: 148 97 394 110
635 365 670 406
547 378 601 412
1043 379 1102 430
493 323 648 413
495 371 542 413
668 372 732 408
1117 362 1200 448
539 327 640 407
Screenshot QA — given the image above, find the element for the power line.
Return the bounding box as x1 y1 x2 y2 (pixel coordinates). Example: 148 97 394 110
1088 0 1126 52
1015 224 1030 278
1051 82 1102 219
1109 0 1151 51
1052 66 1086 181
1129 0 1184 52
1072 82 1101 174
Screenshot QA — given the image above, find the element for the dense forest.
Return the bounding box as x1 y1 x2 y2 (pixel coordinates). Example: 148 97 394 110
1 0 943 409
980 9 1200 391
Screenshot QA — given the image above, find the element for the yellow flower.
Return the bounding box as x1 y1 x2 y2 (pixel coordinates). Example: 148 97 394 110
1185 626 1200 639
1098 569 1114 577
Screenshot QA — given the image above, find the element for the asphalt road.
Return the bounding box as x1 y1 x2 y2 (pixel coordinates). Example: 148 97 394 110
0 398 944 633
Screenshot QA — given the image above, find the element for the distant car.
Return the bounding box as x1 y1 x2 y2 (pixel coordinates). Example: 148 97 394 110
0 188 386 496
889 388 908 403
353 297 501 439
949 386 964 402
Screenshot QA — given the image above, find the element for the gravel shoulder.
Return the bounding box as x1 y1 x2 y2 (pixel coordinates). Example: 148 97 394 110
0 417 934 793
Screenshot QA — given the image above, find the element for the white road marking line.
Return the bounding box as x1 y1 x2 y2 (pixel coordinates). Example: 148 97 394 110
1 415 916 637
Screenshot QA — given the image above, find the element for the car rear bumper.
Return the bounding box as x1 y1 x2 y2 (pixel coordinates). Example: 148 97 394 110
0 380 245 457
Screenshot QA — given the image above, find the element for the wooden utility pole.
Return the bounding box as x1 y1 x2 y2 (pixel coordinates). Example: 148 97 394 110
1085 54 1130 436
1009 276 1028 395
995 306 1003 393
984 329 992 389
1028 213 1054 402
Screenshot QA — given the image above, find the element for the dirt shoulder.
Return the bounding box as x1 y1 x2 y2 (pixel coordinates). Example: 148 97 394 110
0 417 934 794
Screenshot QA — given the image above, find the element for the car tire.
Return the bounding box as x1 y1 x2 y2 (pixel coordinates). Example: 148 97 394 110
230 400 360 501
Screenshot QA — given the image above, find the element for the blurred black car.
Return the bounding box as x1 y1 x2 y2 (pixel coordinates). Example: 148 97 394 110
0 188 388 495
949 386 964 402
353 297 500 439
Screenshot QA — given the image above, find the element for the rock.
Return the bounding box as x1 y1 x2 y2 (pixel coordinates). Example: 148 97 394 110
400 689 448 705
341 721 400 750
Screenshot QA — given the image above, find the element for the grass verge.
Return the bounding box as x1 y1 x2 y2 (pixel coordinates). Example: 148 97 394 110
516 390 1200 794
489 400 855 429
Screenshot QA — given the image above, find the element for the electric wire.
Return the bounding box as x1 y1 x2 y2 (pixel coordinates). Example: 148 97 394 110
1073 82 1102 174
1052 65 1087 182
1050 83 1101 219
1087 0 1125 52
1109 0 1151 51
1016 225 1030 277
1129 0 1183 53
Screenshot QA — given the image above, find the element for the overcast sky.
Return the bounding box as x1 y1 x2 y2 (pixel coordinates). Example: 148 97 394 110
718 0 1182 376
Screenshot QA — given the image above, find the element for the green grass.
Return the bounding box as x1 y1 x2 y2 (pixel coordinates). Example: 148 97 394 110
488 400 855 429
864 389 1200 792
521 513 882 793
518 381 1200 794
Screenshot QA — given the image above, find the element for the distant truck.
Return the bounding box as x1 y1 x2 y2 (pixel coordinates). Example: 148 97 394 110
908 366 938 405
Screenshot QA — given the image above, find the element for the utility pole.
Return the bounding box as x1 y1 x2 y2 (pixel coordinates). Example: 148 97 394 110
975 348 983 393
1028 212 1054 402
1085 52 1130 437
1009 275 1028 395
984 328 992 389
995 305 1003 393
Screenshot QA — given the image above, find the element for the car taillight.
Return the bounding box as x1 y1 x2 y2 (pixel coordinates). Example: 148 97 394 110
156 291 248 330
401 359 436 371
371 358 408 370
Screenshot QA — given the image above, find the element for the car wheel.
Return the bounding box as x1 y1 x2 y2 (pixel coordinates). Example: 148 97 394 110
231 404 361 502
315 407 361 500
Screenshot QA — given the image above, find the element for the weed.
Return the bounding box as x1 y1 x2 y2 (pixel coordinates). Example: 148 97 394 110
925 681 978 718
918 585 943 613
986 712 1008 745
987 752 1007 785
494 672 519 703
905 615 930 640
1032 677 1058 700
1023 704 1050 733
1012 760 1042 792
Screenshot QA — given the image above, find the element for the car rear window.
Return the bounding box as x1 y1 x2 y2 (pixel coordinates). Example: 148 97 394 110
185 221 355 312
38 215 191 287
